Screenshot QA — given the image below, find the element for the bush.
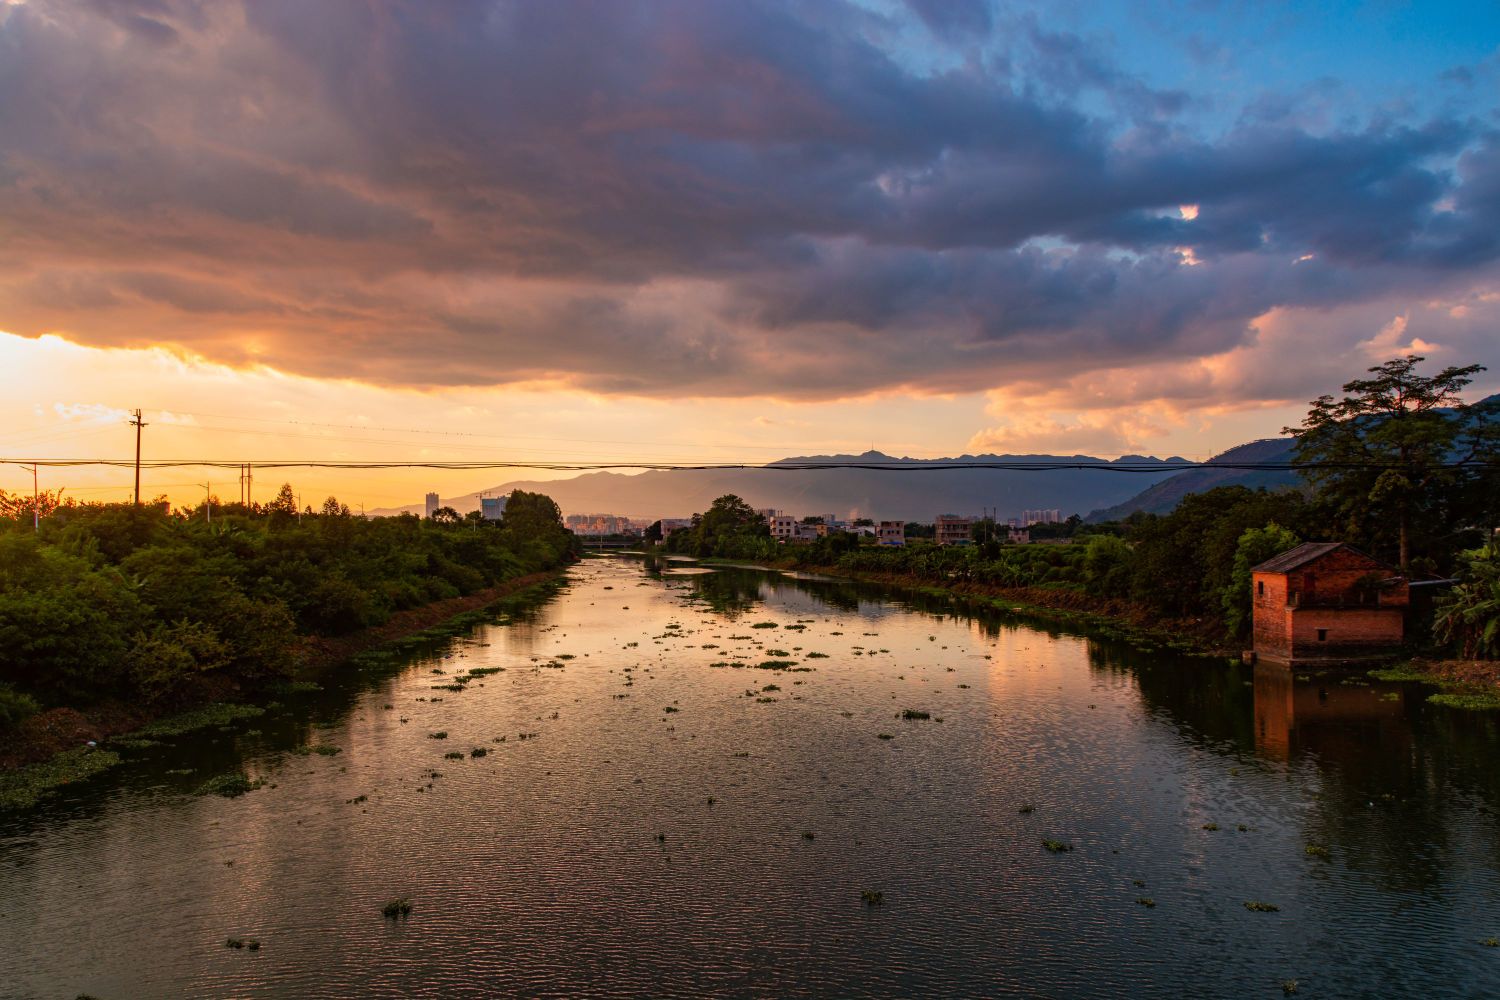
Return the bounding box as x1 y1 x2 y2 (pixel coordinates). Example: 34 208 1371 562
0 682 40 732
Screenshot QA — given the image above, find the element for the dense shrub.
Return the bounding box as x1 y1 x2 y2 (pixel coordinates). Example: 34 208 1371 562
0 493 577 710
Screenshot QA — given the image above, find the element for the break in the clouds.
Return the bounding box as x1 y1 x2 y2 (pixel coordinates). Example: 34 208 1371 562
2 0 1499 406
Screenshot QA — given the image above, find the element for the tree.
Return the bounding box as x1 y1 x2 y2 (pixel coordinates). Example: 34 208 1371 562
670 495 770 557
320 496 350 517
1221 523 1301 639
503 491 563 535
1082 535 1134 599
1286 355 1485 572
268 483 298 516
430 506 462 524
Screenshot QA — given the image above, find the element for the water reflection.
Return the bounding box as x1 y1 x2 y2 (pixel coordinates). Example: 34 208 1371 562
2 556 1498 998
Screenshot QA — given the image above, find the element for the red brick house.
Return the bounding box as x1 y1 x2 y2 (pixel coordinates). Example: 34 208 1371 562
1250 542 1409 665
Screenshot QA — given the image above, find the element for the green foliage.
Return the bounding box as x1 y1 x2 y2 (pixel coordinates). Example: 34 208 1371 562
0 747 121 811
1222 523 1301 638
1082 535 1134 599
0 682 40 732
0 491 576 713
194 772 264 797
1435 546 1500 659
1286 355 1486 571
663 494 773 558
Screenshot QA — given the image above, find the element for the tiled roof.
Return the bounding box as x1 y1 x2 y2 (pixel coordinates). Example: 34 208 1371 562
1250 541 1349 574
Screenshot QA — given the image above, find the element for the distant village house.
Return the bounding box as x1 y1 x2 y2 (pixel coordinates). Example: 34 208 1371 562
1250 542 1409 665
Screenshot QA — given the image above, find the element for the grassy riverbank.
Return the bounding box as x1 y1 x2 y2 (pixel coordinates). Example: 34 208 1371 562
692 554 1236 658
1369 659 1500 710
0 570 569 810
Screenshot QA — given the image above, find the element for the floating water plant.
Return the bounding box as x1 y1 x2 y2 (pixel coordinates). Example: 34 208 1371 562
802 831 815 840
756 660 797 670
876 733 894 740
1304 843 1331 859
382 898 413 918
194 772 264 798
1244 900 1280 912
1018 804 1035 814
861 890 884 905
663 705 680 713
136 703 266 739
1202 823 1220 831
751 622 778 629
429 731 448 739
443 751 464 760
1136 897 1156 908
226 938 245 949
470 747 488 758
1281 980 1299 994
901 709 931 720
314 745 342 756
1041 839 1073 853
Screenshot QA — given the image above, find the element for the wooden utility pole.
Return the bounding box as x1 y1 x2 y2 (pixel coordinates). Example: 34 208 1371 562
129 409 147 505
22 463 38 533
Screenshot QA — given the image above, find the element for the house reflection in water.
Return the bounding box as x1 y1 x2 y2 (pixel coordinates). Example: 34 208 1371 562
1252 662 1412 762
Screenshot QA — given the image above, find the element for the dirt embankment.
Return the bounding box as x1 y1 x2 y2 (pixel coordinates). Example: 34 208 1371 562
1 569 566 772
1406 658 1500 689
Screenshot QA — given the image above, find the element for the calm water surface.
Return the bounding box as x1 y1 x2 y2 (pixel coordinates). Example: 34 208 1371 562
3 556 1499 998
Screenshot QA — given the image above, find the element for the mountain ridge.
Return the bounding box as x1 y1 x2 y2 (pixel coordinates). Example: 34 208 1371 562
371 450 1192 522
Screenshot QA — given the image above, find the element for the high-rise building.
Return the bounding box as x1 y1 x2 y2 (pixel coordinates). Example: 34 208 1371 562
1021 509 1062 526
424 492 440 518
480 494 508 521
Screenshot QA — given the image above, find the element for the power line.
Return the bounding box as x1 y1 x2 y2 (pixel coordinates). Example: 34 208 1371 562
2 458 1497 472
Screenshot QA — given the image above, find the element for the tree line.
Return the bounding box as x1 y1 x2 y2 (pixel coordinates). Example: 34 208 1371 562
662 357 1500 658
0 488 577 732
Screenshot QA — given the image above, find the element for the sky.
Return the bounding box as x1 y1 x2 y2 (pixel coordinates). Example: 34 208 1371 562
2 0 1498 511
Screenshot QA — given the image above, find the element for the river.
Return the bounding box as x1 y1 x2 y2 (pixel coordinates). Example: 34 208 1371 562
2 556 1498 998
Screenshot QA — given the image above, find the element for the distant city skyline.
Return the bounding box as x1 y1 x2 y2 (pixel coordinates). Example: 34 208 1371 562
3 1 1498 509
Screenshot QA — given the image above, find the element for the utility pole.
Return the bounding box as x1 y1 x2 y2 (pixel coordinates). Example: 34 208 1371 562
22 464 38 533
204 482 212 524
129 409 147 505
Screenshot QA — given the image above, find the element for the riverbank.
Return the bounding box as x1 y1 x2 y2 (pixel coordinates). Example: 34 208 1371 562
0 569 568 803
1370 658 1500 710
697 556 1237 658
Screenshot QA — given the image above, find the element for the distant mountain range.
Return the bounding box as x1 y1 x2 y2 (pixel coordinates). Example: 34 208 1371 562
1085 438 1300 522
376 397 1498 524
371 450 1195 522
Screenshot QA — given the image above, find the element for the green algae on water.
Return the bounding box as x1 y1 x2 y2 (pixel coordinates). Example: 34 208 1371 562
0 747 122 811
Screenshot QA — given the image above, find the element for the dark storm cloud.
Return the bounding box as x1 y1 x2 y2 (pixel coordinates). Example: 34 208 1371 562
1 0 1498 398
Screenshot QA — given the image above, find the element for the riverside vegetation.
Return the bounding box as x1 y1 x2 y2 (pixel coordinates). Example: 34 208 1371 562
662 357 1500 671
0 487 579 770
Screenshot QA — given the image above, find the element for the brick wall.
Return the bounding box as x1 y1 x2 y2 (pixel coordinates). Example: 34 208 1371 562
1252 571 1292 659
1287 607 1403 659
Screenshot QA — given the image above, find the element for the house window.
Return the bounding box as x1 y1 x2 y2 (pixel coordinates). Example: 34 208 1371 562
1316 628 1328 642
1256 581 1264 597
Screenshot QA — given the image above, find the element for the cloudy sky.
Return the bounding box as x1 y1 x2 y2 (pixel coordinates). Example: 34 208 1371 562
2 0 1498 509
